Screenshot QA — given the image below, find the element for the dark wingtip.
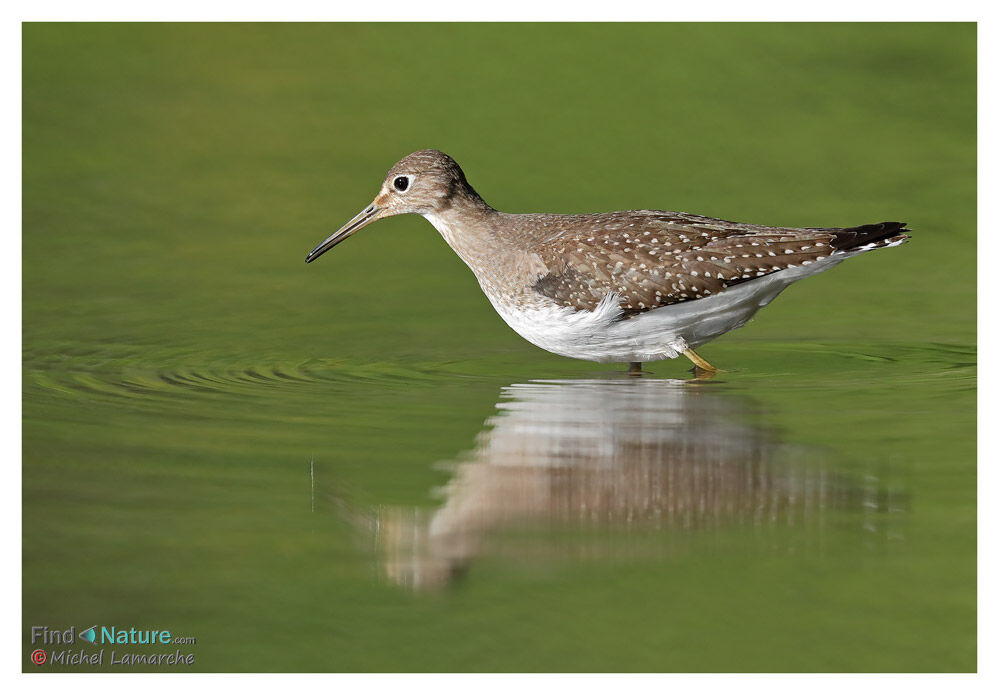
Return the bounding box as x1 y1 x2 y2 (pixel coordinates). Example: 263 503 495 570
830 221 912 251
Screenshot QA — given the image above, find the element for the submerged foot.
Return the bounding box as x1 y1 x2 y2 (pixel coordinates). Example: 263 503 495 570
689 364 720 379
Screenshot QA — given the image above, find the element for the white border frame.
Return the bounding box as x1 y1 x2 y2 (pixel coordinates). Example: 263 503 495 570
6 3 990 691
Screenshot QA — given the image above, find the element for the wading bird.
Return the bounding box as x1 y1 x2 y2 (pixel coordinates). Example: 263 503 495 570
306 150 908 374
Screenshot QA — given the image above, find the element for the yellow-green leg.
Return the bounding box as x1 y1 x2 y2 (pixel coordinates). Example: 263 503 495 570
683 348 719 374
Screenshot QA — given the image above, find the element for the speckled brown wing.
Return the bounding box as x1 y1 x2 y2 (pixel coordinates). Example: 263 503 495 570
530 213 908 314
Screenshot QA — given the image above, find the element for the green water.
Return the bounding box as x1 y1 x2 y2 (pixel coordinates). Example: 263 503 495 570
23 23 975 672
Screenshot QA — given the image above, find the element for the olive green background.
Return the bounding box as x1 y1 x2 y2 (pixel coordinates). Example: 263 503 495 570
23 23 975 671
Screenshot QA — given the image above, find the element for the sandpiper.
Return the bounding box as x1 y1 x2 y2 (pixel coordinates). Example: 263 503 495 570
306 150 909 374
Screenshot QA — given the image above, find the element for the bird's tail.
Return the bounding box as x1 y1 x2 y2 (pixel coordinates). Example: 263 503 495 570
821 221 911 252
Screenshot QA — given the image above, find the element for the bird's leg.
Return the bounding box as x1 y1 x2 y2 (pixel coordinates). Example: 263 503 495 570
628 361 643 376
683 348 718 374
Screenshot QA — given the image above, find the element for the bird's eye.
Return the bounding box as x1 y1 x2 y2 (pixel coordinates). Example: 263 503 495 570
393 176 410 192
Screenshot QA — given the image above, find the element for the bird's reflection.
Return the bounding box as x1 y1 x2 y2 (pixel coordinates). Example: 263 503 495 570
368 378 898 590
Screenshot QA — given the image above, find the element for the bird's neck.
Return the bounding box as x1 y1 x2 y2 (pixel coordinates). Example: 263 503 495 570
422 200 545 298
423 197 505 269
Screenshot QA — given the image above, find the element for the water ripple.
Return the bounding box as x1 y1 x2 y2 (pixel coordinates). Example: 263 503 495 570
23 340 975 412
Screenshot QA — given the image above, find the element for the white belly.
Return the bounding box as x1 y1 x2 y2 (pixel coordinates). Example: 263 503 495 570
485 254 851 363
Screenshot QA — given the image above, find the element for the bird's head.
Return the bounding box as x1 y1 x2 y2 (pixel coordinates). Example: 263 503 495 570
305 149 477 263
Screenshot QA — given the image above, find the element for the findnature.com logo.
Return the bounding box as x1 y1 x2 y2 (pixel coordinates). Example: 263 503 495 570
28 625 197 668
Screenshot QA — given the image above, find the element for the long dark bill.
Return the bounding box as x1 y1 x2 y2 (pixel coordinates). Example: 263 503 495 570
305 204 381 263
